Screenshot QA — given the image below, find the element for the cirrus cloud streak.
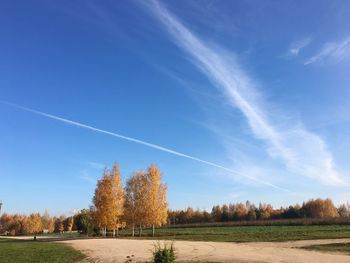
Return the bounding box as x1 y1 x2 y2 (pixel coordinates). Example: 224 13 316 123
147 0 343 186
305 37 350 65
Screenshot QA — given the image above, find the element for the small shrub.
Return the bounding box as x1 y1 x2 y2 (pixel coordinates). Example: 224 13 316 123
153 242 176 263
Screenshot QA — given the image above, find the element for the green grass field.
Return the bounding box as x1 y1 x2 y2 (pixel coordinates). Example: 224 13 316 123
0 239 85 263
119 224 350 242
303 242 350 254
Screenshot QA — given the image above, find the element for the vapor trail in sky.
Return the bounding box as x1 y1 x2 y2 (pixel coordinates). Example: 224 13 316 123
2 101 293 193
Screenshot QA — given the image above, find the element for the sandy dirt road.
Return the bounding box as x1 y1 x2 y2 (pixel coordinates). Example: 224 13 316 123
62 238 350 263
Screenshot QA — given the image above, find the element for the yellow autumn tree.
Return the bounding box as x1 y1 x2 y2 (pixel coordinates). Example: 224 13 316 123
93 163 124 237
110 162 124 237
303 198 339 218
13 214 24 235
145 164 168 236
41 210 55 233
124 171 148 237
23 213 43 239
55 214 66 233
234 203 248 220
93 169 110 236
47 217 55 233
66 217 74 232
7 214 26 235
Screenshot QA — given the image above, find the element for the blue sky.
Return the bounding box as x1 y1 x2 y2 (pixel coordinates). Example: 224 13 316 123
1 0 350 215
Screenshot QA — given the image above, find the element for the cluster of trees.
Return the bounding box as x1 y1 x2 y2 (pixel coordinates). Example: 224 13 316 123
92 163 168 237
168 199 350 224
0 163 168 237
0 211 74 236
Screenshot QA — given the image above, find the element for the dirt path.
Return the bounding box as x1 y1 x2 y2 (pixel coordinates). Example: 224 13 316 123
62 238 350 263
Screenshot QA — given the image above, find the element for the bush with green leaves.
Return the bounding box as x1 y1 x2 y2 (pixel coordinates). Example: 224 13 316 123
153 242 176 263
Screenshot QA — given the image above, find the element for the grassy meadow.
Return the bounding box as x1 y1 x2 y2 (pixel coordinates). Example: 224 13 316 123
119 224 350 242
0 239 85 263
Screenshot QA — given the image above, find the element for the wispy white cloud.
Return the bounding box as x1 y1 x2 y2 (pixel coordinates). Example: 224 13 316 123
147 0 344 186
305 37 350 65
1 101 291 192
289 37 311 55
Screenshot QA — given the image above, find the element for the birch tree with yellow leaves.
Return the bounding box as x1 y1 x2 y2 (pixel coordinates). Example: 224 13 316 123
124 165 168 237
23 213 43 240
56 214 66 233
124 171 148 237
145 164 168 237
66 217 74 232
41 210 55 233
93 163 124 237
93 169 110 236
110 162 124 237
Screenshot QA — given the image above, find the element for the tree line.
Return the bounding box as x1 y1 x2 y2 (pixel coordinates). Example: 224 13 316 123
0 163 168 237
0 210 72 236
168 198 349 224
2 162 350 236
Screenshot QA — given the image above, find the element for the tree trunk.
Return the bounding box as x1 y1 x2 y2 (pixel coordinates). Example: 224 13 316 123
139 224 142 237
132 224 135 237
152 224 155 237
104 226 107 237
113 229 115 238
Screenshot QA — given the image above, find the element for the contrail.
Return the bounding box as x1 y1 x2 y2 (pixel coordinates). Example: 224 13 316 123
1 101 293 193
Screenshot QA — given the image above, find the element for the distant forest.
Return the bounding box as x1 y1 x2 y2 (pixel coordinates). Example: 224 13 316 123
168 198 349 225
1 162 349 237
